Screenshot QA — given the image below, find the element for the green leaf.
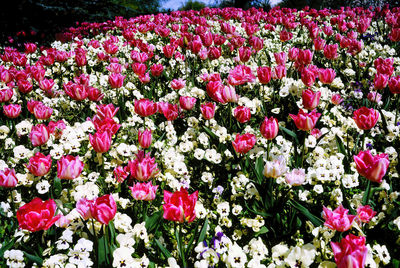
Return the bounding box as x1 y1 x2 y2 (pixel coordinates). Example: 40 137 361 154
0 239 15 258
393 259 400 268
53 176 62 198
155 239 172 259
280 126 299 144
254 155 264 184
335 135 347 155
198 218 208 243
23 252 43 266
289 200 323 227
202 126 218 140
362 180 372 205
97 236 107 266
255 226 268 237
145 210 162 233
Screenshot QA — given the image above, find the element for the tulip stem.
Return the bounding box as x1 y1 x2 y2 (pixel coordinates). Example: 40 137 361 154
301 134 306 168
176 224 187 268
266 140 271 161
91 219 98 265
395 95 399 126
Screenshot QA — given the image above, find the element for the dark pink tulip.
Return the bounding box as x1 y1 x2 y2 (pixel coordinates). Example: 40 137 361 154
89 131 112 153
319 68 336 84
260 116 279 140
354 150 389 183
233 106 251 123
26 152 52 177
179 96 197 111
232 133 256 154
200 102 216 120
108 73 125 89
91 194 117 225
331 234 368 268
302 88 321 110
0 168 18 188
57 155 84 180
352 107 379 130
3 104 21 118
134 99 157 117
290 109 321 131
257 66 272 84
29 124 50 147
138 129 152 148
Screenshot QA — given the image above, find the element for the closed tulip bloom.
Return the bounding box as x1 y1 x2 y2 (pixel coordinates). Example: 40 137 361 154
0 87 13 103
260 116 279 140
352 107 379 130
297 49 313 65
33 104 53 120
108 73 125 89
232 133 256 154
17 198 61 232
274 52 287 65
138 129 152 148
273 65 286 79
331 234 368 268
257 66 272 84
288 47 299 61
302 88 321 110
91 194 117 225
324 44 338 60
125 150 160 181
373 73 389 90
227 65 255 86
179 96 197 111
88 87 104 102
367 91 382 103
89 131 112 153
151 64 164 77
239 46 252 62
353 150 389 183
319 68 336 84
323 205 355 232
163 187 198 223
25 152 52 177
17 79 33 94
76 198 95 220
301 68 316 87
263 155 287 178
0 168 18 187
29 124 50 147
200 102 216 120
134 99 157 117
290 109 321 131
48 120 66 139
233 106 251 123
3 104 21 118
129 181 158 201
57 155 84 180
388 76 400 94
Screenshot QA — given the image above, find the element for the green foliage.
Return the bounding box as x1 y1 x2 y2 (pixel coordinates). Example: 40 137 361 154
179 0 207 11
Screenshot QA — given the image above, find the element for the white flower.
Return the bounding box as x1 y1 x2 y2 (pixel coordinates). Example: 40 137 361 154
225 243 247 268
36 180 51 194
285 244 316 267
112 247 135 268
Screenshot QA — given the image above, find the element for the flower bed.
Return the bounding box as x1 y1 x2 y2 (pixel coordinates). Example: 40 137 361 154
0 5 400 268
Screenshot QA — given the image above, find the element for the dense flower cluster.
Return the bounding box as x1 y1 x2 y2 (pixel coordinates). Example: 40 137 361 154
0 4 400 268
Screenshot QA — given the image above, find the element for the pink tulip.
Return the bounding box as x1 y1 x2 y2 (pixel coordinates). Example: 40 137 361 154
285 168 306 186
323 205 355 232
354 150 389 183
233 106 251 123
313 37 326 51
134 99 157 117
171 79 186 90
88 87 104 102
89 131 112 153
232 133 256 154
227 65 255 86
290 109 321 131
57 155 84 180
319 68 336 84
151 64 164 77
388 75 400 94
3 104 21 118
257 66 272 84
0 168 18 187
163 187 198 223
33 104 53 120
356 205 377 223
374 73 389 90
302 88 321 110
138 129 152 148
239 46 252 62
179 96 197 111
29 124 50 147
331 234 368 268
301 68 316 87
17 198 61 232
200 102 216 120
367 91 382 103
297 49 313 65
91 116 121 136
17 79 33 94
96 104 119 119
273 65 286 79
124 150 160 181
108 73 125 89
76 198 95 220
274 52 287 65
324 44 338 60
113 166 129 183
63 82 88 101
48 120 66 138
91 194 117 225
129 181 158 201
352 107 379 130
26 152 52 177
288 47 299 61
260 116 279 140
0 87 13 103
331 94 343 105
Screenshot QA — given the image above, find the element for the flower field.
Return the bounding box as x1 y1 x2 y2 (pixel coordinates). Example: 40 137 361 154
1 4 400 267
